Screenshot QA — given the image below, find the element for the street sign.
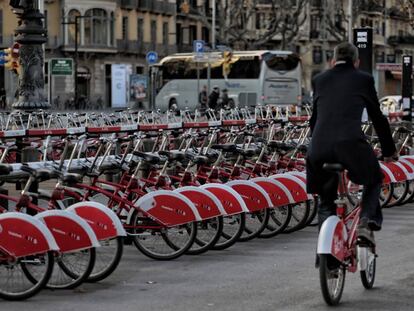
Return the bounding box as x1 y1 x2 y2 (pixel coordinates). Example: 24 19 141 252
146 51 158 65
193 40 205 53
353 28 373 74
51 58 73 76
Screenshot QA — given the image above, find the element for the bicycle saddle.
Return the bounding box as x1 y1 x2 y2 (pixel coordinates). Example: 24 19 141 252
323 163 344 172
20 165 51 182
61 173 83 185
0 163 12 175
267 141 295 152
297 144 308 153
236 148 257 157
132 151 162 165
211 144 238 152
396 126 410 134
158 150 186 162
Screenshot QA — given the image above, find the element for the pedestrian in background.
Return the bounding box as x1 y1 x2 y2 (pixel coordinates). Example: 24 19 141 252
208 86 220 110
199 85 208 111
0 88 6 110
221 88 230 109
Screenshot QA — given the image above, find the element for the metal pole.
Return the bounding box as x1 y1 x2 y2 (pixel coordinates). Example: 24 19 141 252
348 0 353 43
75 16 79 109
212 0 216 49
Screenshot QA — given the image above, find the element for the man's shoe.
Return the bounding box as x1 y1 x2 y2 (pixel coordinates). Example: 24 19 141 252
368 220 381 231
358 218 375 246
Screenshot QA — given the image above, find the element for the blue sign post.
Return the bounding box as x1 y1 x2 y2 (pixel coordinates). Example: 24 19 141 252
146 51 158 65
193 40 205 54
0 51 7 65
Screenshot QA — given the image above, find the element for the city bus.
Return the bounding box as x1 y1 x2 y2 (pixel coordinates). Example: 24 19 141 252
154 50 302 111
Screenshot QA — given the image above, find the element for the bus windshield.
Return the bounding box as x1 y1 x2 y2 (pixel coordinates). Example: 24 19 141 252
263 53 300 71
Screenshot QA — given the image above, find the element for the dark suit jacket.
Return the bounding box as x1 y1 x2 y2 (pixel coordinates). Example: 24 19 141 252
306 61 396 194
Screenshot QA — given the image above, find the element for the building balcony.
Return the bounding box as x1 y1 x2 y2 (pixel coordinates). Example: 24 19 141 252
61 42 118 53
387 6 409 20
388 35 414 46
120 0 139 10
359 0 384 14
137 0 175 15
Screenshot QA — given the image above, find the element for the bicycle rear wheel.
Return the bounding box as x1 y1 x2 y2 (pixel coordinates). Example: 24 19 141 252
319 254 346 306
212 213 245 250
387 181 409 207
0 251 54 301
259 205 292 238
238 209 270 242
88 237 124 282
283 201 310 233
131 211 197 260
380 183 394 208
187 217 223 255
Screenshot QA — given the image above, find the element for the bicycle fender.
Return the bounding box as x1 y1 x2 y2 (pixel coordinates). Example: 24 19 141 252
131 190 202 227
0 212 59 258
251 177 294 206
286 171 307 183
67 201 127 239
317 216 347 262
392 161 413 180
35 210 100 253
382 161 408 182
270 174 312 203
379 162 397 184
226 180 272 212
398 158 414 180
175 186 226 219
200 183 249 215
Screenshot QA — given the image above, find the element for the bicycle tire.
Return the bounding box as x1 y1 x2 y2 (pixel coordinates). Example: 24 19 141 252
24 248 96 290
259 205 292 238
403 180 414 204
360 247 376 289
306 196 319 226
187 217 223 255
283 201 311 234
87 237 124 282
131 211 197 260
380 183 394 208
319 254 346 306
238 209 270 242
212 213 246 250
0 251 54 301
387 181 409 207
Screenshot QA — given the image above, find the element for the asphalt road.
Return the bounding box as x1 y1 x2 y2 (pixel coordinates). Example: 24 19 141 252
3 205 414 311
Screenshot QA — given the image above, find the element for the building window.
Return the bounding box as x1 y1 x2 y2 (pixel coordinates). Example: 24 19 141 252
122 16 129 41
110 12 115 45
137 18 144 42
189 25 197 43
151 20 157 43
0 10 3 45
202 27 209 43
163 22 168 45
84 9 109 45
176 23 182 45
310 15 320 39
313 46 323 64
68 9 80 45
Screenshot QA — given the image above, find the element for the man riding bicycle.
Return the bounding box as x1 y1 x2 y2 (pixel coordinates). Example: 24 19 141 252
306 42 398 249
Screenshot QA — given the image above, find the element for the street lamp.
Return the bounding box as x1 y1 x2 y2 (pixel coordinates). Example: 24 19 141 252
62 14 92 108
9 0 50 110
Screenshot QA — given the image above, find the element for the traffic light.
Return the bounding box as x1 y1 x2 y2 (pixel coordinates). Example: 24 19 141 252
222 51 233 79
2 43 20 75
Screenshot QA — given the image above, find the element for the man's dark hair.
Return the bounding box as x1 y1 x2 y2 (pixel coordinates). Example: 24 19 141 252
333 42 359 63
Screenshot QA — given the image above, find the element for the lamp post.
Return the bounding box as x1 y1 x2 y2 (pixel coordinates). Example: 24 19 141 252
348 0 353 43
10 0 50 110
63 15 91 108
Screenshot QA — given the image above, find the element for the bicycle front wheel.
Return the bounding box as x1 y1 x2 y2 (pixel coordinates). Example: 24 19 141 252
319 254 346 306
238 209 270 242
360 247 376 289
259 205 292 238
187 217 223 255
212 213 246 250
284 201 311 233
0 251 54 301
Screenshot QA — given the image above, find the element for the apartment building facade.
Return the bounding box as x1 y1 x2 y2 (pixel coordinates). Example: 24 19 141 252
0 0 209 108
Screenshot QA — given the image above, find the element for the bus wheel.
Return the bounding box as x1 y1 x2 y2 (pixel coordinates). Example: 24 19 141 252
169 99 178 111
